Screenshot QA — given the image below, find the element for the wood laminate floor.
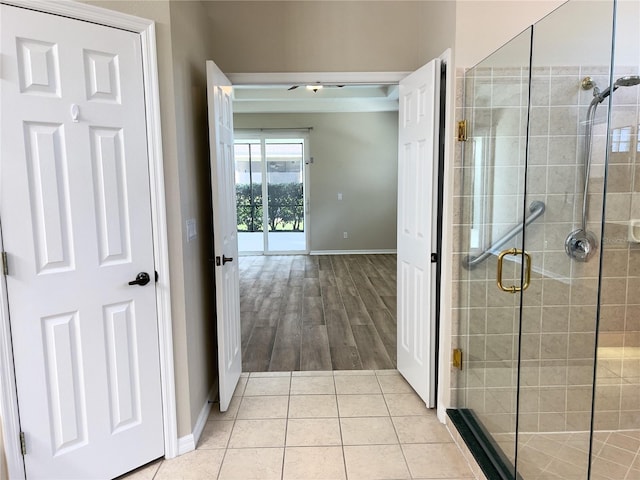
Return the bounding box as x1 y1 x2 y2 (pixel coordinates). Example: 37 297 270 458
239 254 397 372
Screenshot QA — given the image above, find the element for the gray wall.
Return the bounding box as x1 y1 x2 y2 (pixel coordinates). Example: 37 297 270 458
168 0 217 437
235 112 399 252
204 1 456 73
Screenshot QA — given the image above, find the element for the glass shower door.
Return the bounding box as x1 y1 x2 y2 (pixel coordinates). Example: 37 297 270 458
517 1 614 478
455 27 533 477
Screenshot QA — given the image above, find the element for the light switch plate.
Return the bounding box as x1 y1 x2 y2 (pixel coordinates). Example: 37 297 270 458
186 218 197 242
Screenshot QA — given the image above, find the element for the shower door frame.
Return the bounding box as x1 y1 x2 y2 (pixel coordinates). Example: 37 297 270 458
452 1 627 479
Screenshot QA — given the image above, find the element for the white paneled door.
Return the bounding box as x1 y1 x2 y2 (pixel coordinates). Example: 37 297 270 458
0 5 164 478
206 60 242 412
397 59 441 408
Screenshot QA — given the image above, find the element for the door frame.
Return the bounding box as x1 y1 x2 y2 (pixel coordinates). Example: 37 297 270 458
0 1 177 478
227 52 454 423
234 130 312 255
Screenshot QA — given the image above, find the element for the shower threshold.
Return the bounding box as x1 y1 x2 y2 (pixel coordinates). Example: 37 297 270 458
447 408 523 480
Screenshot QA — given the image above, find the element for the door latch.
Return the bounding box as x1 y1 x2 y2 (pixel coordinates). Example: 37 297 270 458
215 255 234 266
128 272 151 286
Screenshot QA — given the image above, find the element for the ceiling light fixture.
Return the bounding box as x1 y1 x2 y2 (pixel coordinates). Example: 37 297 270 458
306 85 323 92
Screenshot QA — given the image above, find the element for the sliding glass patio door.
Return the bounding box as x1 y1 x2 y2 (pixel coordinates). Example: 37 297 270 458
235 132 309 254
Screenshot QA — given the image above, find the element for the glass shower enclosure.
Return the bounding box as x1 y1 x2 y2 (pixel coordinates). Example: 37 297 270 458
452 1 640 479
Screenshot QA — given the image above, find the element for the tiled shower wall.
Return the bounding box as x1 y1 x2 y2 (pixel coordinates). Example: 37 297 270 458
594 64 640 432
520 65 607 434
452 64 640 434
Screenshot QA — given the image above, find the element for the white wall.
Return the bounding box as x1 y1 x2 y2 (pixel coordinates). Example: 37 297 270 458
455 0 565 68
235 112 399 252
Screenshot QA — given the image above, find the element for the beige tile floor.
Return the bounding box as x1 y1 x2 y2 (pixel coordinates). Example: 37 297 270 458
493 430 640 480
123 370 476 480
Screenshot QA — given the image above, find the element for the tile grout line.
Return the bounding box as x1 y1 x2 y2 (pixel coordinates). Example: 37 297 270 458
279 375 292 480
334 371 350 480
377 371 414 479
216 379 245 480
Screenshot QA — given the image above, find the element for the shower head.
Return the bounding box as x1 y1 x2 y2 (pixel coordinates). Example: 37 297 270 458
595 75 640 104
570 73 640 262
614 75 640 87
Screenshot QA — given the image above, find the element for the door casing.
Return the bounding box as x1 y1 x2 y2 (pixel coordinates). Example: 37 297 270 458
0 1 177 478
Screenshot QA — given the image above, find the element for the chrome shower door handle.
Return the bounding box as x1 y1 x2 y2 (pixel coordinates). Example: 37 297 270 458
496 248 531 293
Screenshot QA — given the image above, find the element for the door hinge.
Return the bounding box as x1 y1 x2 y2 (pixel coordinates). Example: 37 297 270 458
452 348 463 370
19 431 26 455
457 120 467 142
2 251 8 276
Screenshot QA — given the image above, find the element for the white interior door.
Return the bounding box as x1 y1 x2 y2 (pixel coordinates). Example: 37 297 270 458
397 58 441 408
0 5 164 478
206 60 242 412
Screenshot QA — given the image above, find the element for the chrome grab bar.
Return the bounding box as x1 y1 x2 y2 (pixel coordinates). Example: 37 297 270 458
463 201 545 270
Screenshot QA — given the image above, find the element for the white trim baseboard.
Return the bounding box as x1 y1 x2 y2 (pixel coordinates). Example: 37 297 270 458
310 249 397 256
0 1 177 477
177 384 217 456
177 435 197 457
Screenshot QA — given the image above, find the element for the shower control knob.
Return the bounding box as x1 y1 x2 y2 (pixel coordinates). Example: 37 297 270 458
565 229 598 262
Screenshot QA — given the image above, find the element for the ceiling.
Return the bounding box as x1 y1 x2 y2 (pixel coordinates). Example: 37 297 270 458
232 84 399 114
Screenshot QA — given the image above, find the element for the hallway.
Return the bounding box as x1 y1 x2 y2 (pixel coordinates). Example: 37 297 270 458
239 255 397 372
122 370 476 479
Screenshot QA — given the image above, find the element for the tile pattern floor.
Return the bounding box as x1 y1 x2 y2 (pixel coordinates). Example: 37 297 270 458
239 255 398 372
123 370 476 480
487 346 640 479
493 429 640 480
523 430 640 480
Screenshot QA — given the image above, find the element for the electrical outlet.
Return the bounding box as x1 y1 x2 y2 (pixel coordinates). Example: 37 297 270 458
337 193 343 200
343 232 348 239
